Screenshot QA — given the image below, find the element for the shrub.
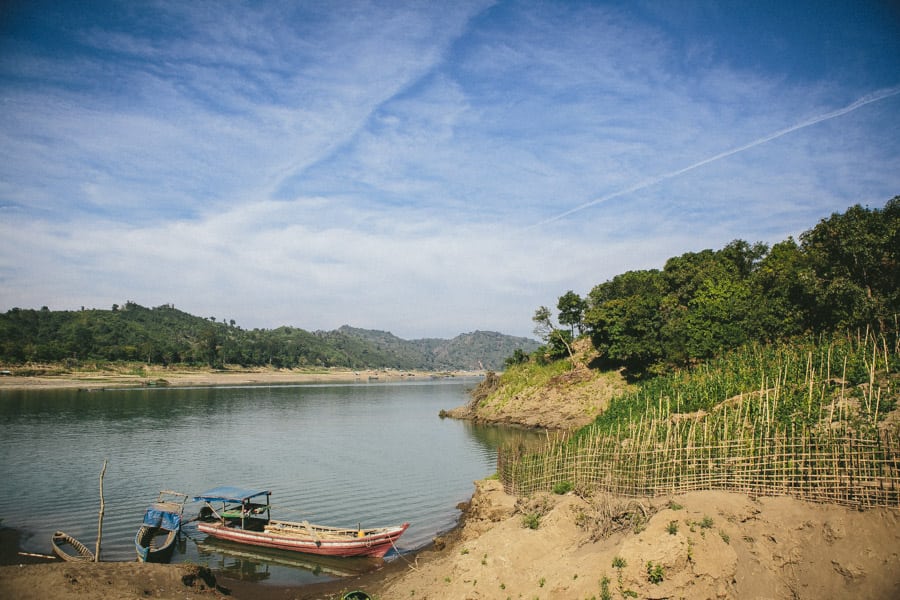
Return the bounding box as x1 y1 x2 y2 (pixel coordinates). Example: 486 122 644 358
522 513 541 530
646 561 665 584
553 481 574 495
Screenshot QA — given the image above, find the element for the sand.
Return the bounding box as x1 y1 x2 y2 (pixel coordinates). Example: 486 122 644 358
364 479 900 600
0 366 477 391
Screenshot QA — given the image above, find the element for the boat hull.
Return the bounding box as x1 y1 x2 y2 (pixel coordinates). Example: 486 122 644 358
51 531 95 562
196 521 409 558
135 525 178 563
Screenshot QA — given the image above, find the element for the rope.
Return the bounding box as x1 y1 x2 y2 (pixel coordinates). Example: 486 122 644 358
388 533 418 572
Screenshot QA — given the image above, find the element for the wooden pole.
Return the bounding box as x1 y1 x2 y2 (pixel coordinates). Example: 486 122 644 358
95 459 107 562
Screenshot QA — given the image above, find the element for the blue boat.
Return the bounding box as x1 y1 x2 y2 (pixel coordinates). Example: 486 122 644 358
135 490 189 563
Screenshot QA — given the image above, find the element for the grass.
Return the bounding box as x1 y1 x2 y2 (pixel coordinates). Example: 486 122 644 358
646 562 665 584
497 332 900 509
522 513 541 530
479 359 575 410
553 481 574 494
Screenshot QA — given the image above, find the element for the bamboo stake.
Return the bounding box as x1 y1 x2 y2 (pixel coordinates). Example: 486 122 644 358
95 459 107 562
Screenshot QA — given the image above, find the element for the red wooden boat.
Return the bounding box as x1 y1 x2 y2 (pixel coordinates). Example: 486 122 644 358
193 487 409 558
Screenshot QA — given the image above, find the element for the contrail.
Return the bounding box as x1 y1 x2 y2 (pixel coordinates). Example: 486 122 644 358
533 85 900 228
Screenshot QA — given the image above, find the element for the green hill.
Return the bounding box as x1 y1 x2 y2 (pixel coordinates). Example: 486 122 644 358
0 302 539 371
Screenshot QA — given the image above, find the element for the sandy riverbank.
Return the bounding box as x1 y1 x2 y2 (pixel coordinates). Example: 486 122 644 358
3 480 899 599
0 366 481 391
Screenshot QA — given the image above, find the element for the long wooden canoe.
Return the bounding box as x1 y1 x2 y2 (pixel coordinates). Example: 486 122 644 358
194 486 409 559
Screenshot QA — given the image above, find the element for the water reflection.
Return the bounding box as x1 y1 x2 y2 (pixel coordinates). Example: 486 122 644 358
194 535 383 582
0 379 542 587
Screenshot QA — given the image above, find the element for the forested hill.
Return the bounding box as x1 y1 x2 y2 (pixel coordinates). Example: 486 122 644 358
529 197 900 375
0 303 540 371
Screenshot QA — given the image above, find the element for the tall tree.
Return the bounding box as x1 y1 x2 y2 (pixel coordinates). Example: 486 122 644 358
557 290 587 335
800 199 900 329
533 306 575 360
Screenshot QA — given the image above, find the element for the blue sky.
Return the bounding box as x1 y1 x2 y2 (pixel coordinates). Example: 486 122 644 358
1 1 898 339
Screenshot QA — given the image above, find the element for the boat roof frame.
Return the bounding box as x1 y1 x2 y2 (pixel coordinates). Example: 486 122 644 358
193 486 272 504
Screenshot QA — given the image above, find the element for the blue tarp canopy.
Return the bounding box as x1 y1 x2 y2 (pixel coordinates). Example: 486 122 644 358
142 507 182 531
193 486 271 503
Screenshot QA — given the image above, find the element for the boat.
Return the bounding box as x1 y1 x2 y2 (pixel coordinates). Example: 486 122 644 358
51 530 95 562
135 490 189 563
193 486 409 558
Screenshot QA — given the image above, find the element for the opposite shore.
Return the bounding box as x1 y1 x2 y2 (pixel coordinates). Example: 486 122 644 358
0 365 485 391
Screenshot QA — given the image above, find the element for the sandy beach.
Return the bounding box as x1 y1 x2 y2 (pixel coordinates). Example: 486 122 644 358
0 365 477 391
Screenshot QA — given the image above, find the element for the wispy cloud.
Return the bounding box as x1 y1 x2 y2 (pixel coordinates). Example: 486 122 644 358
1 1 898 338
532 86 900 228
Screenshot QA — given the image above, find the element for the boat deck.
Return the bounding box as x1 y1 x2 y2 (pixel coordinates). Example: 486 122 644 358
264 519 374 540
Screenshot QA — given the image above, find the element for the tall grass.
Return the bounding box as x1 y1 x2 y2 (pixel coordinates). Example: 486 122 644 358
476 358 574 411
498 331 900 509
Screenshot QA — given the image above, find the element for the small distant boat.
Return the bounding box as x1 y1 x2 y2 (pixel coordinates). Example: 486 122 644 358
51 530 95 562
194 486 409 558
135 490 189 563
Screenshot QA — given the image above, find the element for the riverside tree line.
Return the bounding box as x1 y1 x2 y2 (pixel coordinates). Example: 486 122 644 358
0 303 538 371
526 197 899 376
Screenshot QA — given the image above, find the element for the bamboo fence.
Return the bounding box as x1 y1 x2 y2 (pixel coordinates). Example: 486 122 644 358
498 333 900 510
498 424 900 509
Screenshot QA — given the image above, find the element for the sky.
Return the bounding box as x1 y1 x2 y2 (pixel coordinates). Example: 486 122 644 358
1 1 898 340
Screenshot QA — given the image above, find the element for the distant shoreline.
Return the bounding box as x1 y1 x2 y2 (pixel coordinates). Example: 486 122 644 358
0 365 485 391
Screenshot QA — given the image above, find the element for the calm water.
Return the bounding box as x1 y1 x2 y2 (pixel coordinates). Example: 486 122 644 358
0 378 537 585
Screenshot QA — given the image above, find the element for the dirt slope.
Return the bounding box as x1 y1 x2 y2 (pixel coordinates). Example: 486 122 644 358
0 562 226 600
372 479 900 600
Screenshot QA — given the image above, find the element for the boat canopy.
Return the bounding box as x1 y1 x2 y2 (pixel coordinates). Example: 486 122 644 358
142 507 182 531
194 486 271 503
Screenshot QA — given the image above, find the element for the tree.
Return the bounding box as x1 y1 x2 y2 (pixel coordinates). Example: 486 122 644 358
680 277 753 359
533 306 575 360
585 270 667 371
557 290 587 335
800 200 899 329
749 237 811 338
504 348 530 368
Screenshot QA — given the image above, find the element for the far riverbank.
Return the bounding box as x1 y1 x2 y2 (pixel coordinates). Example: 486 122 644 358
0 365 484 391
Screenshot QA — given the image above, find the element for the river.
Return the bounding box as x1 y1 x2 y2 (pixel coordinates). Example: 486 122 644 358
0 377 538 586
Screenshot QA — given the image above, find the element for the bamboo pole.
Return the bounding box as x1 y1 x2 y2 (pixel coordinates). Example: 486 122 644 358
95 459 107 562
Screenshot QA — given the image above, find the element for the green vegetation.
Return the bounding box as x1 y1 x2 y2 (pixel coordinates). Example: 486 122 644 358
0 303 538 370
552 481 574 495
599 575 612 600
582 333 898 439
526 198 899 377
498 331 900 507
522 512 541 530
489 200 900 512
646 561 665 584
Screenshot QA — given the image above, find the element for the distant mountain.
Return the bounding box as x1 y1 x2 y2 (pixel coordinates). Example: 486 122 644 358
328 326 541 371
0 303 539 371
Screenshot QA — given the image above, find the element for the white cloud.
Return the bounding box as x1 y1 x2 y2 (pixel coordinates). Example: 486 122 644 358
1 0 898 339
